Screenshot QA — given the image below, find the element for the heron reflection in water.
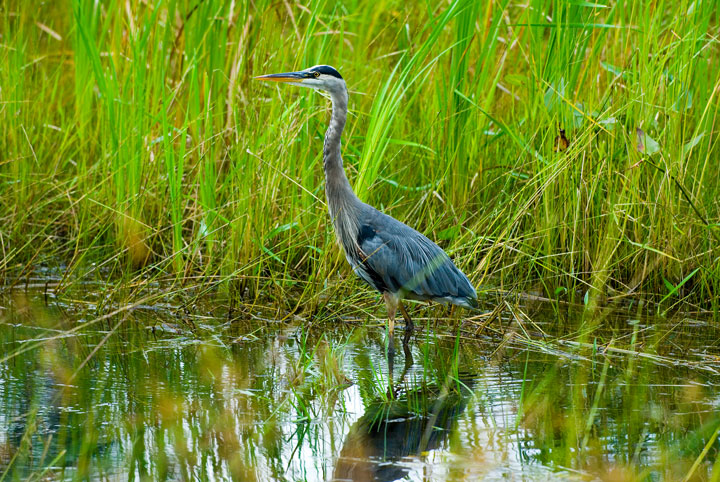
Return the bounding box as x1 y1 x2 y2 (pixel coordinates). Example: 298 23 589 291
255 65 477 350
332 375 476 482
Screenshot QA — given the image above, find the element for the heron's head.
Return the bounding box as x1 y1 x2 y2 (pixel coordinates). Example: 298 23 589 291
255 65 345 95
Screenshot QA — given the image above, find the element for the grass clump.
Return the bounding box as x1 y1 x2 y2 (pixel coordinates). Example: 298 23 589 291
0 0 718 315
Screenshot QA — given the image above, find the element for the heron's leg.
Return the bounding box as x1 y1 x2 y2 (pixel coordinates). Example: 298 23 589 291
382 293 399 395
382 292 398 361
398 302 413 357
383 292 398 338
398 301 414 332
401 332 413 367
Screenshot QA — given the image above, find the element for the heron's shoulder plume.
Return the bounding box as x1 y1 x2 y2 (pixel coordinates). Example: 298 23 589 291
311 65 343 79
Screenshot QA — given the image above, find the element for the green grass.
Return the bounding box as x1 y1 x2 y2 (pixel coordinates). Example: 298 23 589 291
1 0 719 315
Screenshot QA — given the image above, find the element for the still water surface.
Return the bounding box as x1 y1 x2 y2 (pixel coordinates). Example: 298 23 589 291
1 289 719 480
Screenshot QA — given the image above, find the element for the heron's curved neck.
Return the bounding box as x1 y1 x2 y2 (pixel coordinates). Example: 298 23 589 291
324 87 357 218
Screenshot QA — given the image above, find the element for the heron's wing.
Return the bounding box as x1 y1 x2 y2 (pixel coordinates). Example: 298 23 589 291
356 213 477 307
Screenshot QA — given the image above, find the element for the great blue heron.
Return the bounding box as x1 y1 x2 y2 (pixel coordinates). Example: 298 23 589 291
256 65 477 340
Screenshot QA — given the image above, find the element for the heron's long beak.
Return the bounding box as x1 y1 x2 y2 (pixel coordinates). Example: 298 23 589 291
254 71 307 83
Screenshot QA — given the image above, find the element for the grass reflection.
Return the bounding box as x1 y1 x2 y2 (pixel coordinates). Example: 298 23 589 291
1 291 719 480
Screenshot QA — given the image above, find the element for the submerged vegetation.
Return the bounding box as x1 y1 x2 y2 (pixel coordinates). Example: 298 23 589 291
1 0 719 314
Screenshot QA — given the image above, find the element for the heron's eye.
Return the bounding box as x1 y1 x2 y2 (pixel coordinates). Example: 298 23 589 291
313 71 320 78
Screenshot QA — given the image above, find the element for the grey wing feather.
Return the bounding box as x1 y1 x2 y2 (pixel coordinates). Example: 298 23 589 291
356 208 477 309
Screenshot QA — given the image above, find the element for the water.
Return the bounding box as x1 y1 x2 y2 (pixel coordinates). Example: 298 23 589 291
1 288 719 480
